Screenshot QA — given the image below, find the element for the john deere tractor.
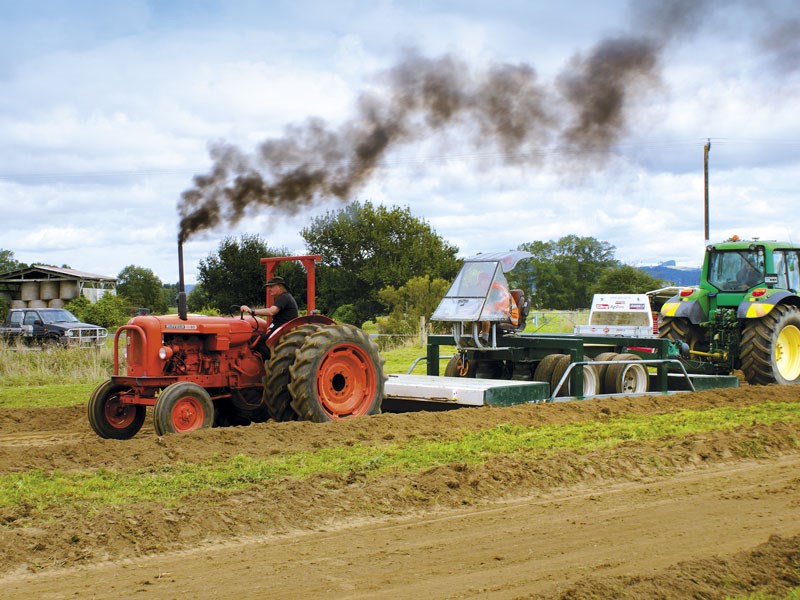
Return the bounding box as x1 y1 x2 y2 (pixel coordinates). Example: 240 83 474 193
659 238 800 385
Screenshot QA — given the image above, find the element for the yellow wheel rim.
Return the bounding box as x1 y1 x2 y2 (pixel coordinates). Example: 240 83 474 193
775 324 800 381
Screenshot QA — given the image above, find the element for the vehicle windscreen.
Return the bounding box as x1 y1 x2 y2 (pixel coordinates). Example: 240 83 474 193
42 310 80 324
707 249 764 292
444 262 497 298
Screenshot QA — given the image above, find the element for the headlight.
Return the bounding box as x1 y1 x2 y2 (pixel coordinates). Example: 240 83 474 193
158 346 174 360
66 330 75 337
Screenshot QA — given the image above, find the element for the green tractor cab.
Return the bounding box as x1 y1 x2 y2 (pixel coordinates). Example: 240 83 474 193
659 239 800 384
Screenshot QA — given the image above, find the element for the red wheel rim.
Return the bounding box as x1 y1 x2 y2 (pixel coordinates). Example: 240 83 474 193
171 396 205 432
104 395 136 429
316 343 376 419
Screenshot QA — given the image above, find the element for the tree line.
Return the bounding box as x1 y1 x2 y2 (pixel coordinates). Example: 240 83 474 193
0 200 663 328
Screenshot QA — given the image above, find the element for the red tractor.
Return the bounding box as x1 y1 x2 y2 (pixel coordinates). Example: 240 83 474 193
88 254 384 439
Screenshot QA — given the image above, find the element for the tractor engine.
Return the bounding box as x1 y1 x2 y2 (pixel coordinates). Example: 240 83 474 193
118 313 268 391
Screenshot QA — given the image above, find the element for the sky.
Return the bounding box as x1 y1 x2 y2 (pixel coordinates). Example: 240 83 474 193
2 0 799 284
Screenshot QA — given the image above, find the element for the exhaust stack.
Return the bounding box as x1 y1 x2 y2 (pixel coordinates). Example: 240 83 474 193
177 238 188 321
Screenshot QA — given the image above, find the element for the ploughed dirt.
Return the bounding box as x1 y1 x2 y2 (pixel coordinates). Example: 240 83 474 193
1 385 799 598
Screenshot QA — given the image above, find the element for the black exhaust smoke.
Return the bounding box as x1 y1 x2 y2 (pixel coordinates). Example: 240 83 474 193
177 238 188 321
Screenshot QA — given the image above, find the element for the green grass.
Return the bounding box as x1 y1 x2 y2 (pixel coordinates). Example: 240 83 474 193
2 402 798 513
728 589 800 600
0 383 95 409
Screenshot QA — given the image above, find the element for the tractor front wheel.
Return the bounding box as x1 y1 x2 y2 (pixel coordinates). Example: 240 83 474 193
154 382 214 435
289 324 384 422
88 380 146 440
740 304 800 385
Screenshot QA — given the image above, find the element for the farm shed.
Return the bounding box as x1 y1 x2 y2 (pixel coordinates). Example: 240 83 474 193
0 265 117 309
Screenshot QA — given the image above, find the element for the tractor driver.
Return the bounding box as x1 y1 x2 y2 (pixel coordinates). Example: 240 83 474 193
240 276 299 331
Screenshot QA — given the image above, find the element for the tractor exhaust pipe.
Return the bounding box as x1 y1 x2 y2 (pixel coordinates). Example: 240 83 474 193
177 238 188 321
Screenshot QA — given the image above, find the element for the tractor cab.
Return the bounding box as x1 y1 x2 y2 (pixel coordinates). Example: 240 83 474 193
431 250 532 349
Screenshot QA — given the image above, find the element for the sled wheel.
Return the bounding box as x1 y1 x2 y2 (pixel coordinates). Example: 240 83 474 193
88 380 145 440
533 353 564 384
604 353 649 394
154 382 214 435
741 304 800 385
582 361 601 396
264 324 321 421
444 354 476 377
289 324 384 422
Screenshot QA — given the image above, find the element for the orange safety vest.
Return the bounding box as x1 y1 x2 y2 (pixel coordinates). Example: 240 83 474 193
490 282 519 326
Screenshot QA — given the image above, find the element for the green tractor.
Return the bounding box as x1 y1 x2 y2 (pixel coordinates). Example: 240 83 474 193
659 239 800 385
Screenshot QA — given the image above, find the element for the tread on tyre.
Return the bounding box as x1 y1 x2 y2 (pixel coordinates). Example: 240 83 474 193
288 324 385 422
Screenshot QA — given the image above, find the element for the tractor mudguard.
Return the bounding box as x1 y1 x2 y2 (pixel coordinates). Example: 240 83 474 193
737 290 800 319
661 295 708 325
265 314 335 350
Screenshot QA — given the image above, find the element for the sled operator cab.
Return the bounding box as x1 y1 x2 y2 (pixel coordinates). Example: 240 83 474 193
431 251 532 349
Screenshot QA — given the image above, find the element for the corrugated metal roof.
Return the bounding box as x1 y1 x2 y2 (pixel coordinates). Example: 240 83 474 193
0 264 116 282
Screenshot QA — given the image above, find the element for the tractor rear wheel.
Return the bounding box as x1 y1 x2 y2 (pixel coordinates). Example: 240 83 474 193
740 304 800 385
604 353 649 394
289 324 384 422
264 324 321 421
659 316 707 352
154 382 214 435
88 380 145 440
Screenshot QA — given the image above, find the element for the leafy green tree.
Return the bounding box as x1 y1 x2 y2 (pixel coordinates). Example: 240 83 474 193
377 275 452 336
195 234 303 313
66 294 130 329
117 265 167 314
590 265 665 295
0 249 23 274
301 201 460 324
162 282 179 310
510 236 619 309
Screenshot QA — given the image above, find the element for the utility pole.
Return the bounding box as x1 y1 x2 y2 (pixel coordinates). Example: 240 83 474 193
704 139 711 245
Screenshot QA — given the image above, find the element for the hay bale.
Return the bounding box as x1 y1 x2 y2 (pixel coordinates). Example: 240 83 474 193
59 280 80 300
40 281 59 300
20 281 39 301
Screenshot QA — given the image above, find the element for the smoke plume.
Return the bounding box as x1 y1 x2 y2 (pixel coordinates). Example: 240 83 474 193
177 40 660 242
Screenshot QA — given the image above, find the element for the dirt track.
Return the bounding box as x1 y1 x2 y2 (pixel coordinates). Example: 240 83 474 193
1 386 799 598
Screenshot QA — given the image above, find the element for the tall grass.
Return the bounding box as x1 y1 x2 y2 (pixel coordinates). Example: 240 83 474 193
0 341 115 386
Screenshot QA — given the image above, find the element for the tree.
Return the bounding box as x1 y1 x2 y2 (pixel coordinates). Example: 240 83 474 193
0 249 23 274
195 234 303 313
377 275 452 336
590 265 666 296
117 265 167 314
301 201 460 324
510 236 619 309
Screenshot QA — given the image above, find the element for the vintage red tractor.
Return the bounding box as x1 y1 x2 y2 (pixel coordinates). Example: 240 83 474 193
88 253 384 439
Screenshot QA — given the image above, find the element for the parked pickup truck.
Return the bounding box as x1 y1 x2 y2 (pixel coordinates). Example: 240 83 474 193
0 308 108 348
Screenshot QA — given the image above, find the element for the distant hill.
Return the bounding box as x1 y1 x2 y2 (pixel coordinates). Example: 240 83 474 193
639 261 701 287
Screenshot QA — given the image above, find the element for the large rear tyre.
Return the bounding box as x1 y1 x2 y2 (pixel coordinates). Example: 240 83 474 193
88 380 146 440
659 316 707 352
264 324 322 421
740 304 800 385
289 324 384 422
154 382 214 435
604 353 649 394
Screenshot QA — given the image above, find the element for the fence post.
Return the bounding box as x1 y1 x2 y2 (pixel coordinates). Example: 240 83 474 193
420 316 427 348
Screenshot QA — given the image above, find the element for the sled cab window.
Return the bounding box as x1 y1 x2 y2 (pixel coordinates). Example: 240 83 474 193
708 249 764 292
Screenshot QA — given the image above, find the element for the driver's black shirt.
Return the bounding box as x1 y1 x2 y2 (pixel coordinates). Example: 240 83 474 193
271 292 299 328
